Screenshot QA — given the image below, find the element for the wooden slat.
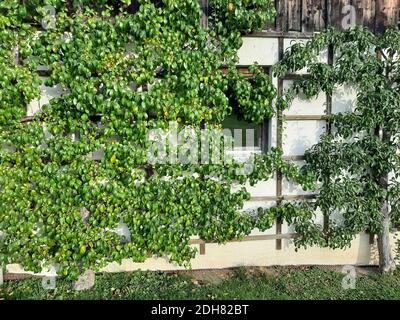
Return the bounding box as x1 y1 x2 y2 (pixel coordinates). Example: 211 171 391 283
326 0 332 27
376 0 385 33
328 0 341 29
302 0 314 32
288 0 302 31
276 0 288 31
312 0 328 31
398 2 400 27
375 0 400 33
362 0 376 30
330 0 352 30
354 0 365 26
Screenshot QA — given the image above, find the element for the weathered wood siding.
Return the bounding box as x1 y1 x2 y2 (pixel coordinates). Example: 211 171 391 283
268 0 399 33
128 1 400 33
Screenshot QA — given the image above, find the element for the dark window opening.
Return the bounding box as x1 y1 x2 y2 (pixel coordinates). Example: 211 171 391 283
222 114 262 149
222 66 271 154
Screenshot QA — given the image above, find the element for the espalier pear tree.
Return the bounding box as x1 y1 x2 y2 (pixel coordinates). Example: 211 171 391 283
1 0 313 279
275 26 400 273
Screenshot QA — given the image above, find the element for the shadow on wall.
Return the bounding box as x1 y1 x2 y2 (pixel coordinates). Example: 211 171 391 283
356 233 379 266
357 233 399 266
332 85 357 114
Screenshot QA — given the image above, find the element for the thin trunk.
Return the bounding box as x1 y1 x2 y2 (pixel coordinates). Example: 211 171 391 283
377 196 395 273
376 130 395 273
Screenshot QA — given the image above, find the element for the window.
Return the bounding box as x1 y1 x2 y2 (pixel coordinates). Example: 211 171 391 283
222 114 262 150
222 66 271 161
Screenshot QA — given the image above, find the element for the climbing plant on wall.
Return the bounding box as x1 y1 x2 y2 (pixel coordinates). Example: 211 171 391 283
275 26 400 273
0 0 316 279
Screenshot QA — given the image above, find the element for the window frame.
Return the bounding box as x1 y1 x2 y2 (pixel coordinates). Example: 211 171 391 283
223 65 272 156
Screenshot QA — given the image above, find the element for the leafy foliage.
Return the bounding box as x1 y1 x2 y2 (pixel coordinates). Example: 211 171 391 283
0 0 314 279
275 26 400 252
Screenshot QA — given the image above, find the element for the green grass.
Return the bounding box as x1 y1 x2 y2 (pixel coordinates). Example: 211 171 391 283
2 266 400 300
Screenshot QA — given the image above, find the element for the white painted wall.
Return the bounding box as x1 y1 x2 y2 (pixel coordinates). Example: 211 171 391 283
282 80 326 115
238 37 279 65
282 120 326 156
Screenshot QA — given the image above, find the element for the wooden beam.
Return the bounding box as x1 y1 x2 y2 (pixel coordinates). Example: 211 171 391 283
250 194 316 201
21 116 35 123
199 243 206 255
276 37 285 250
282 155 306 161
323 42 334 231
189 233 298 245
282 73 312 80
246 31 316 38
284 115 328 121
